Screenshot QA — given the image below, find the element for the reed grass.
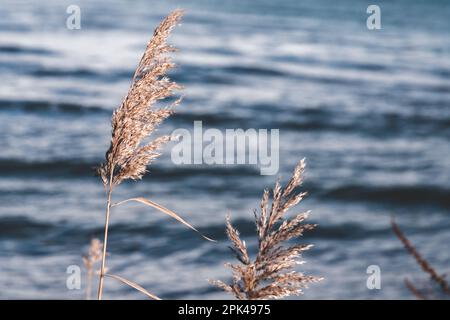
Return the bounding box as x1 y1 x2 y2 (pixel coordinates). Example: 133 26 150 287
95 9 210 300
211 160 322 299
82 238 102 300
94 9 320 301
391 218 450 299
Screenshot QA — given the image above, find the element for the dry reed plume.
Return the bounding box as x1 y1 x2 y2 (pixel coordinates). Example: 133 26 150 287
96 9 210 300
212 160 322 299
82 238 103 300
391 218 450 299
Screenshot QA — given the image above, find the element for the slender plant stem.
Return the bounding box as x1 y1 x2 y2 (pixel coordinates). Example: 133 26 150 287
97 168 114 300
86 267 92 300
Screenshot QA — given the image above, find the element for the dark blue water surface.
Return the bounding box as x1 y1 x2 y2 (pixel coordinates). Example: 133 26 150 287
0 0 449 299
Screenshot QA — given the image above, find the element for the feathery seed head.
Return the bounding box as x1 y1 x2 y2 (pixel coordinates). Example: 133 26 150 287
99 10 184 187
212 161 322 300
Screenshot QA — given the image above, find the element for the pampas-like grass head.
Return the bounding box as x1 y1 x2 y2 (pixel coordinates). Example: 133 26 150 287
99 9 184 187
212 160 322 299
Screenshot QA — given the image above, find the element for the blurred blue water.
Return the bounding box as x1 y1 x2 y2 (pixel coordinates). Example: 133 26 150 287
0 0 449 299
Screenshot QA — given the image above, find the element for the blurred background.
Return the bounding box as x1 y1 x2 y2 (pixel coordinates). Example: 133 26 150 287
0 0 449 299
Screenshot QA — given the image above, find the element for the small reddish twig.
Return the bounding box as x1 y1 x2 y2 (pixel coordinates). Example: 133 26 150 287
391 218 450 297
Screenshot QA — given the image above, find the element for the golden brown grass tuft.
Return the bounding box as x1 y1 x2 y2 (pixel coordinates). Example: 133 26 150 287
98 9 183 187
211 159 322 299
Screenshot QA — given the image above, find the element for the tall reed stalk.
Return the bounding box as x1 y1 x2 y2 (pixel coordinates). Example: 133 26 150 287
97 174 113 299
96 9 210 300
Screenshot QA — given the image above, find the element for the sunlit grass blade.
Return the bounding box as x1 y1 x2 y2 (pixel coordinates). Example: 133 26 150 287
113 197 216 242
105 273 161 300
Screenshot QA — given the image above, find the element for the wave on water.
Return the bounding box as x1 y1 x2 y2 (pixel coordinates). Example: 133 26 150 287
0 44 55 55
0 99 108 115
